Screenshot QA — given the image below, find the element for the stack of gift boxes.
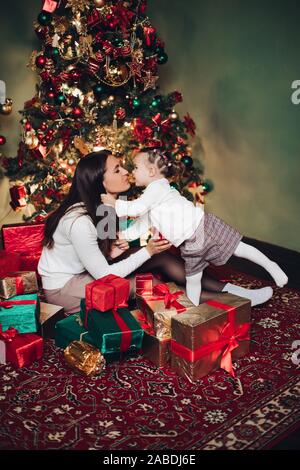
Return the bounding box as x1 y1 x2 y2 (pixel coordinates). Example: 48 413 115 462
132 274 251 381
0 223 64 368
0 222 252 381
54 273 251 381
55 275 144 374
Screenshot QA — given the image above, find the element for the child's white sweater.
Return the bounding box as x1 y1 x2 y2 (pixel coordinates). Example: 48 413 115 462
116 178 204 247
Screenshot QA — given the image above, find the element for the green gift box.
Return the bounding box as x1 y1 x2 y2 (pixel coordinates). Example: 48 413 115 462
0 293 39 333
55 314 96 350
55 313 137 364
80 299 144 354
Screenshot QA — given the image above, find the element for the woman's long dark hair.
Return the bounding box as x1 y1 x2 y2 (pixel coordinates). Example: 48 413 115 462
42 150 113 257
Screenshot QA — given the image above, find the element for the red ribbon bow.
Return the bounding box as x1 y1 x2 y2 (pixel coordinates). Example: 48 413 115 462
133 311 155 335
152 284 186 313
171 299 251 377
0 325 18 342
3 274 25 296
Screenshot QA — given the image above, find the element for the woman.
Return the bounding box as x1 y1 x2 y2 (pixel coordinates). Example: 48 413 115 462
38 150 273 313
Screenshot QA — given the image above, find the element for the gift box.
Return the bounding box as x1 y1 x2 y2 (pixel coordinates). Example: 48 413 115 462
131 309 171 368
2 222 44 254
84 274 130 324
1 222 44 275
0 271 38 299
64 340 106 377
39 302 65 339
9 185 27 210
170 293 251 382
80 299 143 355
136 282 199 340
55 313 134 364
0 325 43 368
0 293 40 333
135 273 153 298
19 253 41 273
0 251 21 277
55 314 97 350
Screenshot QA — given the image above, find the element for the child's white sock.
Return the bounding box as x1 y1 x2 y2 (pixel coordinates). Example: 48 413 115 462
233 242 288 287
222 283 273 307
186 272 203 306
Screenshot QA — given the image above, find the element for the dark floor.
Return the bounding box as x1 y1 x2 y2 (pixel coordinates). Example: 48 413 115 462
227 236 300 450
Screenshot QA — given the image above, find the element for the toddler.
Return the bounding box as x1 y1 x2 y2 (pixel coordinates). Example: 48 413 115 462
101 149 288 306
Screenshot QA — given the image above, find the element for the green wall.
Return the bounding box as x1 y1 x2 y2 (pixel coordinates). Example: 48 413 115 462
1 0 299 251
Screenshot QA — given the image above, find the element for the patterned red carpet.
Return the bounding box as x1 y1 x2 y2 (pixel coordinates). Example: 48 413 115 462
1 267 299 450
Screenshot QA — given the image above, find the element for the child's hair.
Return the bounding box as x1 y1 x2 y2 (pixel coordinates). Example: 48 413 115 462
141 147 183 179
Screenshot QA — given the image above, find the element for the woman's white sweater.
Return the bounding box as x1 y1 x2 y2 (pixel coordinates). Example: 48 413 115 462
38 204 150 290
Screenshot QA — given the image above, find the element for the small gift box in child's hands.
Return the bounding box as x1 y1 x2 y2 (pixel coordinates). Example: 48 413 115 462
136 280 199 340
170 293 251 382
0 325 43 368
0 271 38 299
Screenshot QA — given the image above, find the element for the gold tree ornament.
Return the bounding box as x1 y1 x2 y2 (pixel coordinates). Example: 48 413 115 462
73 136 93 156
142 71 159 91
0 98 13 115
90 125 133 157
94 0 107 7
27 50 39 71
101 63 130 87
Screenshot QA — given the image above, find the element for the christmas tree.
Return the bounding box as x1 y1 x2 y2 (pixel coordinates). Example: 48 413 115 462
1 0 212 221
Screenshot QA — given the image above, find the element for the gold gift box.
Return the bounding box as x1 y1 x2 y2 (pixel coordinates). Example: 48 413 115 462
39 302 65 339
171 293 251 382
64 340 106 377
136 282 200 340
131 309 171 368
0 271 38 299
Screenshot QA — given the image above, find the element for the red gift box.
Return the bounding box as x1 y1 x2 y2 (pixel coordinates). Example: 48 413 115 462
2 222 45 254
2 223 44 275
135 273 153 298
19 252 41 272
85 275 130 326
0 251 21 277
0 325 43 368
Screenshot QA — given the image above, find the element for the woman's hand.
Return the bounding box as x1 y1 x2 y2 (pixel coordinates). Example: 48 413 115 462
101 194 116 207
145 238 172 257
109 239 130 259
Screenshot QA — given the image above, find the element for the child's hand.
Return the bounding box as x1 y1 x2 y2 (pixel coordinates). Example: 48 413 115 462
101 194 116 207
109 239 129 259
